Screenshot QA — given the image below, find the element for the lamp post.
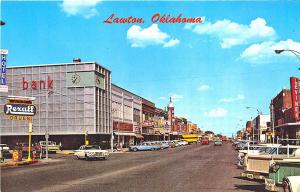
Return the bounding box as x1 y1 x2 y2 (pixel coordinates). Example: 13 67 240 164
275 49 300 60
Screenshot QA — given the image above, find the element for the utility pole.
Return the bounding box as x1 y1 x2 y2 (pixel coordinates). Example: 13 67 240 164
271 100 275 144
45 90 49 159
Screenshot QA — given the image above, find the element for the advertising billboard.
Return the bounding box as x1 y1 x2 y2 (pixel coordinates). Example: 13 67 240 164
290 77 300 121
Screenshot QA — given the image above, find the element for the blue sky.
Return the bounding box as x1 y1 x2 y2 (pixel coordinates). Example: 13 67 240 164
1 1 300 136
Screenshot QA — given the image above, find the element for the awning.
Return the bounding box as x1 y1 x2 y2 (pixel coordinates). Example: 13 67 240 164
114 132 136 136
275 122 300 129
135 134 144 139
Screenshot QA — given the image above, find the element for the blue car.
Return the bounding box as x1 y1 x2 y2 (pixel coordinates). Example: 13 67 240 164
129 142 161 152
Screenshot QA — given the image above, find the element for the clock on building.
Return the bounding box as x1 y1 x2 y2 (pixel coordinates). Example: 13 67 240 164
71 73 81 85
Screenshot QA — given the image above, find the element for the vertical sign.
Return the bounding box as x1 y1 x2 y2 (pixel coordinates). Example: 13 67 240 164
1 49 8 85
290 77 300 121
0 49 8 92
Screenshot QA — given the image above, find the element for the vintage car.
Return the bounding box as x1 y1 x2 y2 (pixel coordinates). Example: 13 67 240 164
282 176 300 192
201 139 209 145
129 142 161 152
74 145 109 160
177 140 189 146
265 159 300 191
158 141 170 149
214 140 222 146
242 146 300 180
39 141 61 152
237 144 281 167
0 144 10 160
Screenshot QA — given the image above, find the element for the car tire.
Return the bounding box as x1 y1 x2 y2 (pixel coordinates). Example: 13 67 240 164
133 148 138 152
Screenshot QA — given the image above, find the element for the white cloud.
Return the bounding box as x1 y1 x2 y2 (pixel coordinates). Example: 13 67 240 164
186 17 276 48
158 96 166 100
163 38 180 47
170 93 183 102
61 0 101 18
198 84 210 91
219 94 245 103
204 108 228 117
127 24 180 48
240 39 300 64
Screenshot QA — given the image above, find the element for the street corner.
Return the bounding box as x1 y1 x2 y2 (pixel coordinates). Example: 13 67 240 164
0 159 38 168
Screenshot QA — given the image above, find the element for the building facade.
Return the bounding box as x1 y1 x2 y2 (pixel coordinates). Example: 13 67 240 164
0 61 112 149
111 84 143 148
271 88 300 142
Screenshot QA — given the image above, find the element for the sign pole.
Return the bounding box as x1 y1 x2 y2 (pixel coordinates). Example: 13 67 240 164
27 122 32 161
45 131 49 160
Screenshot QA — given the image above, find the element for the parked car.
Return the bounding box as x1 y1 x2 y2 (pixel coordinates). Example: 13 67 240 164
177 140 189 146
168 141 177 148
74 145 109 160
39 141 61 153
242 147 300 180
214 140 222 146
0 144 10 159
283 176 300 192
265 159 300 191
0 144 10 153
201 139 209 145
129 142 160 152
154 141 169 149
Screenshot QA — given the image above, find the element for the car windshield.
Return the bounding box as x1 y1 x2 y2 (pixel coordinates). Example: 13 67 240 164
85 145 100 150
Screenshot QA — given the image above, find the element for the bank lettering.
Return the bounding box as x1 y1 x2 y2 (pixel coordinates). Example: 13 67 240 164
22 76 53 90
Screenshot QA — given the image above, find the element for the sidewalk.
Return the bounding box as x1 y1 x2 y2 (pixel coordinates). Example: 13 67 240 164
0 158 62 168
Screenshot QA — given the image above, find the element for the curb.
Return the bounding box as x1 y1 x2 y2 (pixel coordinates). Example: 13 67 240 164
0 160 38 167
56 150 75 155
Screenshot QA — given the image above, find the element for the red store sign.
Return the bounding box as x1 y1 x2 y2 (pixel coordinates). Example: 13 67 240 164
113 121 133 132
22 76 53 90
290 77 300 121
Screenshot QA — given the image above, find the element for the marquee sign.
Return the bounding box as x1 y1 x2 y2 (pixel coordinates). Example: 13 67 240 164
290 77 300 121
4 104 36 116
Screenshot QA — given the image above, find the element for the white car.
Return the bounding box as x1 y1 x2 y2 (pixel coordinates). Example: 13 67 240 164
74 145 110 160
283 176 300 192
0 144 10 152
177 141 188 146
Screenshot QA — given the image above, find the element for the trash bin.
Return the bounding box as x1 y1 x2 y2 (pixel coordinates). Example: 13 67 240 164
12 150 22 162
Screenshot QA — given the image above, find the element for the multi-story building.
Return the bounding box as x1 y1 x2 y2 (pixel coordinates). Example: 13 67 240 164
141 98 156 140
0 60 112 149
252 114 270 143
187 122 198 134
271 88 300 142
111 84 143 148
153 107 168 140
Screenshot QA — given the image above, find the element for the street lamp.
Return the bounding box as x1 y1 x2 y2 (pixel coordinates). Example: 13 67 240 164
274 49 300 60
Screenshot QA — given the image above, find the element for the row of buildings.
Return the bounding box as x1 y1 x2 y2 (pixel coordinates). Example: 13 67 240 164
0 59 200 149
237 77 300 144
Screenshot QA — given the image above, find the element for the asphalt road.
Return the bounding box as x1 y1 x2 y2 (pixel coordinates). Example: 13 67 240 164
1 143 265 192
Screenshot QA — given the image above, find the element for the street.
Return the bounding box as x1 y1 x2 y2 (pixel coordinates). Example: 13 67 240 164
1 143 265 192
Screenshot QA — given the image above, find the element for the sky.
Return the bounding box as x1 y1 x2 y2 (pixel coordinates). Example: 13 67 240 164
1 0 300 136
